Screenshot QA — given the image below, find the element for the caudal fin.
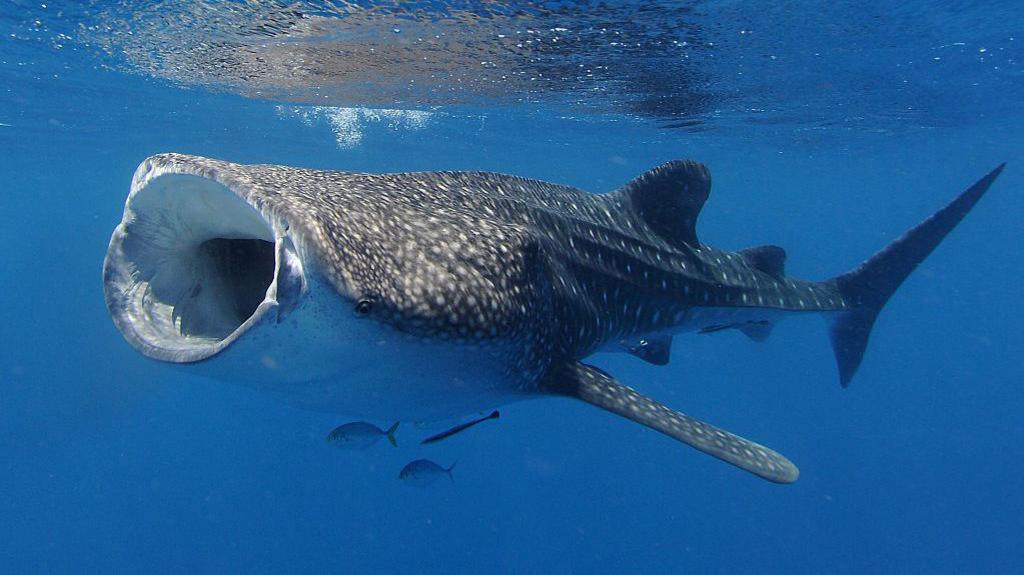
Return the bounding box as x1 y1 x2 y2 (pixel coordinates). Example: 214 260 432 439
386 422 400 447
827 164 1005 387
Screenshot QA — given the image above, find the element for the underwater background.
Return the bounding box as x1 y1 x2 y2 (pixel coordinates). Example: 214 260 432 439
1 1 1022 572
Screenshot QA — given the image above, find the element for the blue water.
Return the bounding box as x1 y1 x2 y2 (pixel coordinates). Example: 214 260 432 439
2 1 1023 572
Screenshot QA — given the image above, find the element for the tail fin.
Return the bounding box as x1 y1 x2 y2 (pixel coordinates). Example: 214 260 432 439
827 164 1005 387
446 462 456 483
386 422 400 447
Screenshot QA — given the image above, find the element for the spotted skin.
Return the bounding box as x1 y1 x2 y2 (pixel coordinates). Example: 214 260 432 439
544 362 798 483
109 154 1003 483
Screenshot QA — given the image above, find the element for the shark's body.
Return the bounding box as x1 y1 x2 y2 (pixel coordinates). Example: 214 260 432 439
104 153 1004 483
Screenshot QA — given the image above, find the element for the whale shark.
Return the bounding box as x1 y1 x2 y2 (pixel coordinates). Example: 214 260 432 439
103 153 1004 483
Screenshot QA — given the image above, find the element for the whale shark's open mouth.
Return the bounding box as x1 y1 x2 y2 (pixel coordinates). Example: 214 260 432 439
103 163 299 363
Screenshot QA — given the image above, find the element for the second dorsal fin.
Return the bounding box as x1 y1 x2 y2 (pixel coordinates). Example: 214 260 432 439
739 245 787 277
613 160 711 247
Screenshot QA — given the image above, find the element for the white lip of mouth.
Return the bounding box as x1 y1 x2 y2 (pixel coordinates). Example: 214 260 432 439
103 160 303 363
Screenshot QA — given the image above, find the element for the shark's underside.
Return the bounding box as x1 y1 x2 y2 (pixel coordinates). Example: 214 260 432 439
104 154 1004 483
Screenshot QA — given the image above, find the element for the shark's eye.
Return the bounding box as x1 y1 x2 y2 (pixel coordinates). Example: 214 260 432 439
354 298 374 316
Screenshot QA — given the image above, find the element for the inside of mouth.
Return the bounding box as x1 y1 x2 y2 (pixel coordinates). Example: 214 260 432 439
107 172 277 355
194 237 276 333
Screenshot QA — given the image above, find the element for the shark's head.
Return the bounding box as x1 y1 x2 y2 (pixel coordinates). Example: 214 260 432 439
103 154 546 418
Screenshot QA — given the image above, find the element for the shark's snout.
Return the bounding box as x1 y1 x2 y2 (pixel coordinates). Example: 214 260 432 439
103 160 304 363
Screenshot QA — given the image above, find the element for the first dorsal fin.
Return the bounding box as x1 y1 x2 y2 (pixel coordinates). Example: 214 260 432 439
613 160 711 247
739 245 787 277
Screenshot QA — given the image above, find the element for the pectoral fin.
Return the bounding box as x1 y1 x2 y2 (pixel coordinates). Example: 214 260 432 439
541 362 799 483
622 335 673 365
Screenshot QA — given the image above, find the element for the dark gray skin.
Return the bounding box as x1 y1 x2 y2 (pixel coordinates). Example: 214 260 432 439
104 153 1004 483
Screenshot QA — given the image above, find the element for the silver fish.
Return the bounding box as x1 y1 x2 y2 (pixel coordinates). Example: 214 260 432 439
399 459 455 486
326 421 399 449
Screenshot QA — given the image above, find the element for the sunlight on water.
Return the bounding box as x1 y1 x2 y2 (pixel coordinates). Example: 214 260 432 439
1 0 1014 133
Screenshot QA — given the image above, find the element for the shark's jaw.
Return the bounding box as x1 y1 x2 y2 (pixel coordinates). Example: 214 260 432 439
102 157 523 420
103 164 303 365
